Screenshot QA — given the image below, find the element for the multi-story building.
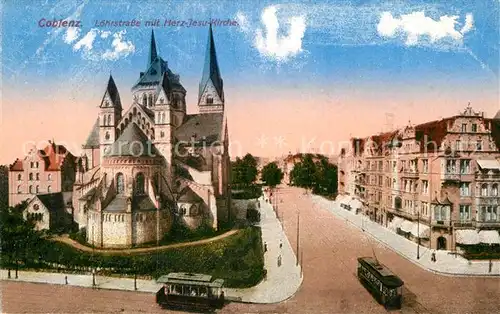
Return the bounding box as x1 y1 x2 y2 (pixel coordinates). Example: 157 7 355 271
339 104 500 251
8 141 78 207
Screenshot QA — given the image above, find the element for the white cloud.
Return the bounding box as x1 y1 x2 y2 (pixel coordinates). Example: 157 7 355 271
460 13 474 34
63 27 80 44
236 11 249 32
100 31 112 39
377 11 474 46
101 30 135 61
254 6 306 61
73 29 98 51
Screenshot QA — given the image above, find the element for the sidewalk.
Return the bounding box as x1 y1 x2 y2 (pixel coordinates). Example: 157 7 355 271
225 196 303 303
1 197 303 303
311 195 500 277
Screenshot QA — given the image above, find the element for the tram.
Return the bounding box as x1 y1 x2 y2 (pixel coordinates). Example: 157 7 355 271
156 272 225 311
357 257 404 309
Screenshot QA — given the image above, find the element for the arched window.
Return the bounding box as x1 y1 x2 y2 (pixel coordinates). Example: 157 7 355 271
48 173 52 181
17 174 22 181
148 94 153 107
135 173 145 195
180 205 187 216
481 184 488 196
108 114 112 126
29 185 33 194
133 107 137 115
161 113 165 123
206 96 213 104
142 94 147 106
35 186 39 193
29 173 33 181
116 173 125 194
492 184 498 197
47 185 52 193
17 185 22 194
36 173 40 180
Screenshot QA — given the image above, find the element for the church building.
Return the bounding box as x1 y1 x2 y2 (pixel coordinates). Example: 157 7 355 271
73 27 231 248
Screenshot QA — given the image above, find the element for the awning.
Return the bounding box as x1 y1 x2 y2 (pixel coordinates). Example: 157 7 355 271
348 198 363 210
476 159 500 171
410 223 430 238
479 230 500 244
388 217 404 231
400 220 414 233
456 230 480 245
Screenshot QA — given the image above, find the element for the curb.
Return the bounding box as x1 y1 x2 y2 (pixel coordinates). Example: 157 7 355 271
313 197 500 278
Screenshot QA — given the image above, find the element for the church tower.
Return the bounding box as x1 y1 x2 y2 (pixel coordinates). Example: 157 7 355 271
153 72 174 165
198 24 224 114
99 75 122 163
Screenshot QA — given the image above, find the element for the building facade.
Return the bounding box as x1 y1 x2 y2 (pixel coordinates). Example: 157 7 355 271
8 141 77 207
72 28 231 248
339 105 500 251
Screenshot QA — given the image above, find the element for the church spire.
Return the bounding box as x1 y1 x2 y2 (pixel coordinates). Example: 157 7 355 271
149 29 158 66
198 24 223 103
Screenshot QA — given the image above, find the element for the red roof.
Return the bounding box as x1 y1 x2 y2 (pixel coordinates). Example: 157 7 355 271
9 159 24 171
9 142 75 172
415 118 455 152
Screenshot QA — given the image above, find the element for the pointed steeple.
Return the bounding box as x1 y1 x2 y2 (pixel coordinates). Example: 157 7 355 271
100 75 121 109
149 29 158 66
199 24 223 102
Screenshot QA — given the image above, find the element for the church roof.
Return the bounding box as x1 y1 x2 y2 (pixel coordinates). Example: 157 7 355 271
101 75 122 109
148 30 158 67
494 110 500 120
178 186 203 202
105 123 159 157
82 118 100 149
36 192 67 212
175 113 224 145
198 25 223 102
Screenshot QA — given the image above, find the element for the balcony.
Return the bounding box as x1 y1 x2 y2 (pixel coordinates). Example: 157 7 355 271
475 221 500 228
402 170 419 178
443 173 461 181
431 220 451 227
453 221 475 228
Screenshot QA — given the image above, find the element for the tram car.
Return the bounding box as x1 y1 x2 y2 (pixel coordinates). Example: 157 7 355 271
357 257 404 309
156 272 225 311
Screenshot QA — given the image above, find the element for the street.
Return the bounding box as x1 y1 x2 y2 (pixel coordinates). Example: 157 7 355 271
2 186 500 313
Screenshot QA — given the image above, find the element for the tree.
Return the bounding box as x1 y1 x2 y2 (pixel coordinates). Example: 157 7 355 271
0 202 42 270
260 162 284 188
0 165 8 210
290 154 316 190
231 154 258 188
290 154 338 196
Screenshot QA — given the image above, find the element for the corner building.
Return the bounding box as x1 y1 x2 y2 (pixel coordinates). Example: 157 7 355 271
339 105 500 251
73 27 231 248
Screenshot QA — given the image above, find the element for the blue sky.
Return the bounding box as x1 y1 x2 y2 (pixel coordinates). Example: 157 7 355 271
1 0 499 162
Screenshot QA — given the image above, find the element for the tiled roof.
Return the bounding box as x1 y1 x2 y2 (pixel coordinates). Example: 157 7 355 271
9 159 23 171
40 142 73 171
82 118 100 149
178 186 203 202
199 25 223 102
415 118 455 152
105 123 159 157
132 195 156 211
36 192 66 212
175 113 223 145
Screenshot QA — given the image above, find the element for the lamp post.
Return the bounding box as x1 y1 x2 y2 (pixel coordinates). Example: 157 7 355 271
296 207 300 266
92 225 96 288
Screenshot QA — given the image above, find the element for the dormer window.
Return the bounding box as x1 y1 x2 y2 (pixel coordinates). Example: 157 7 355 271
206 96 213 104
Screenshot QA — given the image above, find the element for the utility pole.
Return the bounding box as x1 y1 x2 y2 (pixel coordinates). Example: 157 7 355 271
417 210 420 259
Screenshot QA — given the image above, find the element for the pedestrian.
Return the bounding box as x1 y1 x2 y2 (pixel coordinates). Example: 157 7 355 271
431 251 436 262
279 240 283 249
489 259 493 273
65 275 68 285
264 242 267 252
277 255 282 267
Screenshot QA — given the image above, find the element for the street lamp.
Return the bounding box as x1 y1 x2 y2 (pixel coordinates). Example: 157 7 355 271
417 210 420 259
296 206 300 266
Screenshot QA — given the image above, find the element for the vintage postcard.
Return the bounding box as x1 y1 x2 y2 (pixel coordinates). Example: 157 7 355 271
1 0 499 313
